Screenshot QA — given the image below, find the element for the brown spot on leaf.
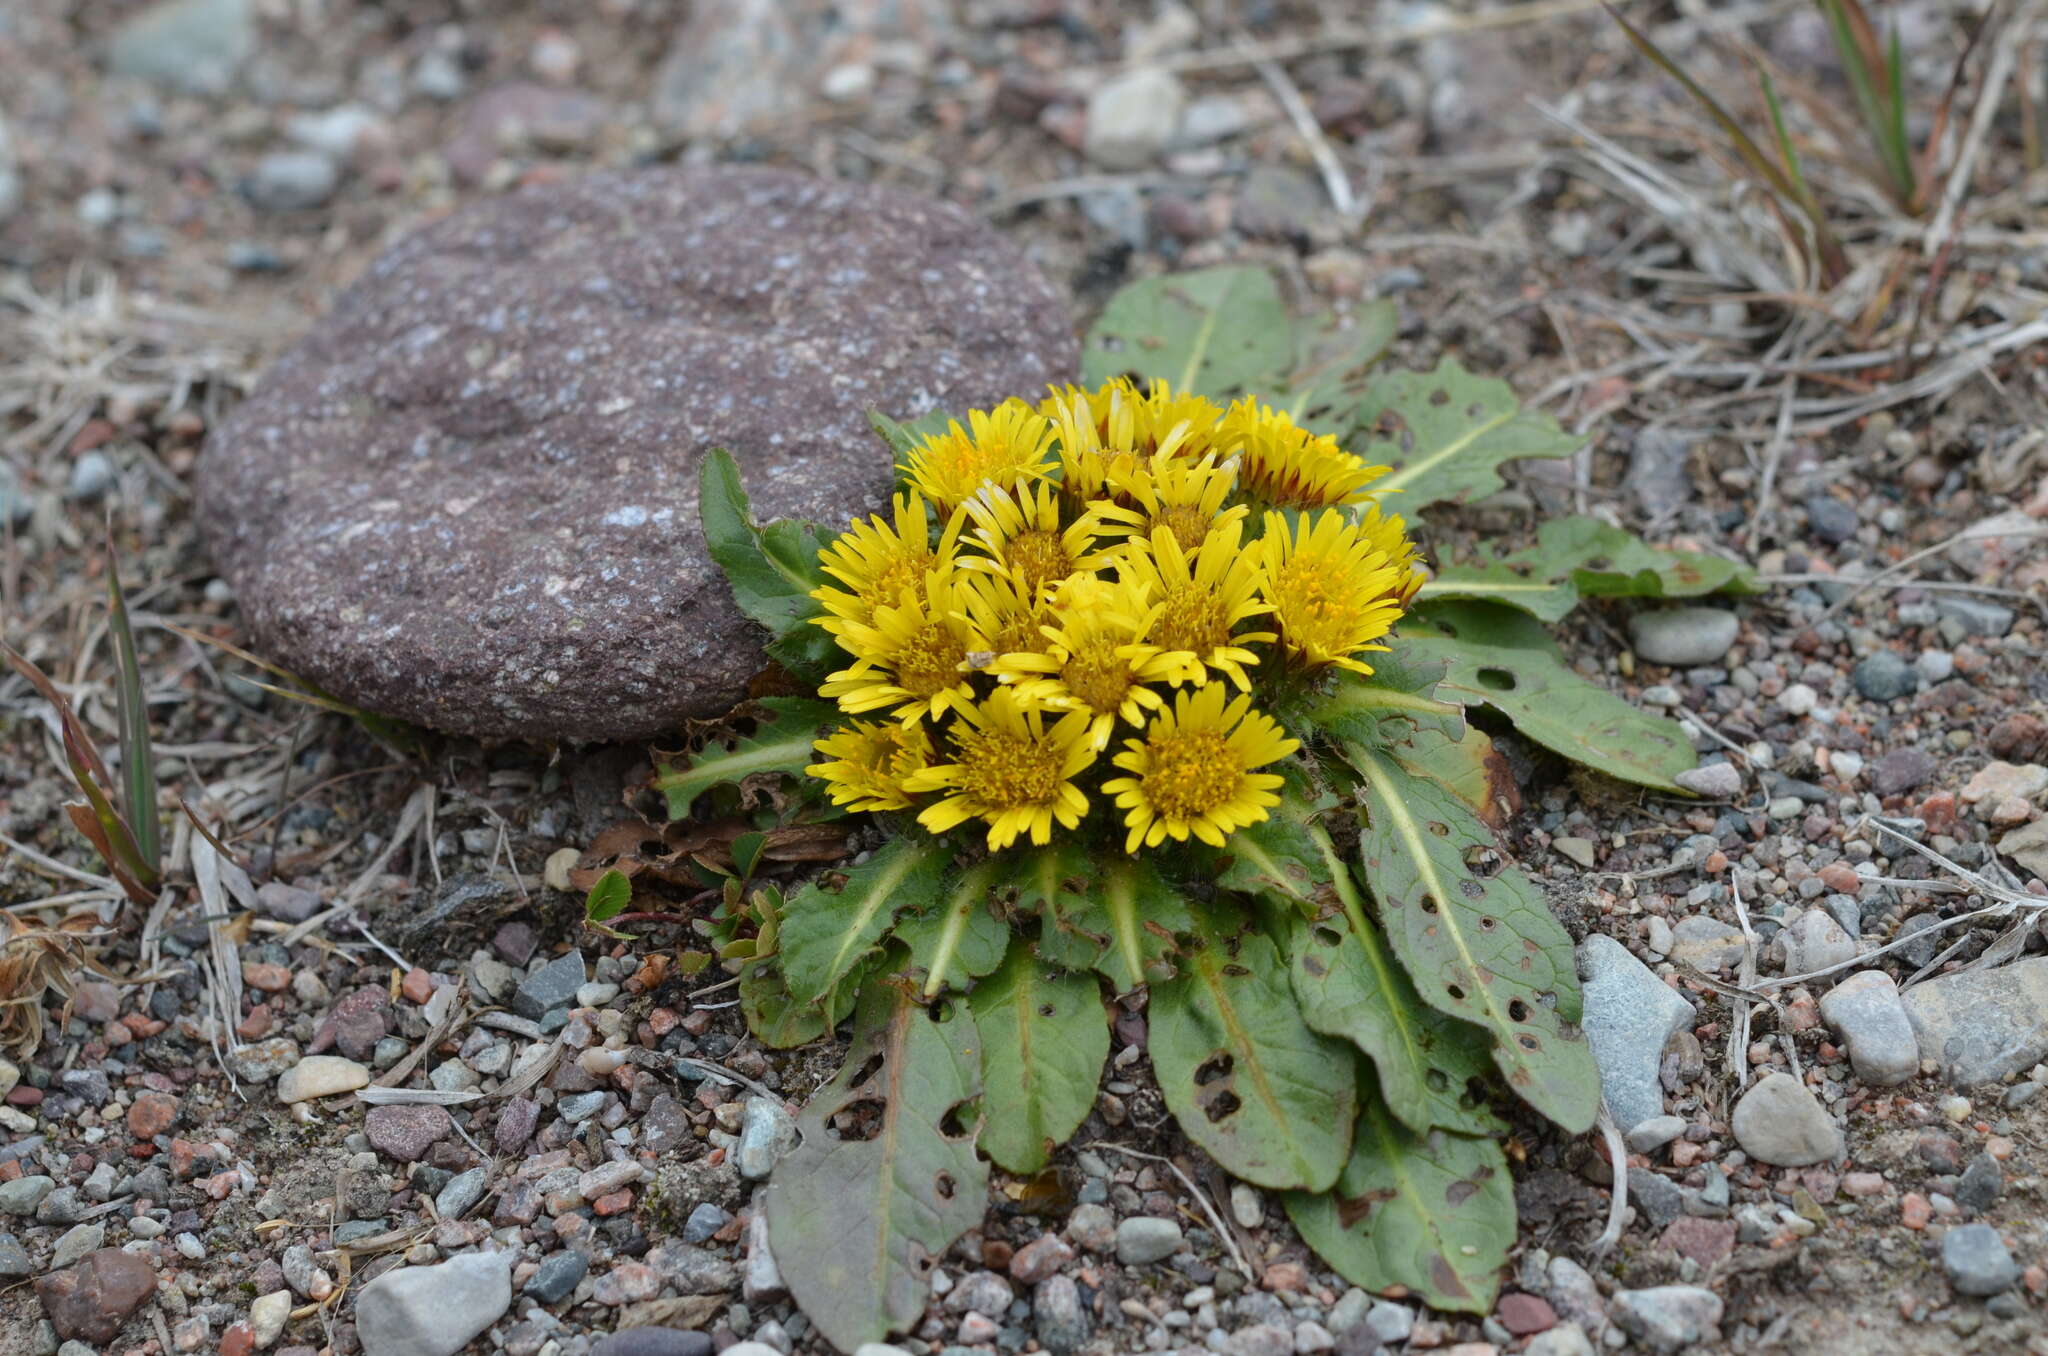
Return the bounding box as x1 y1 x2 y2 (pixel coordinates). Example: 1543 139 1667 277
1336 1188 1396 1228
1429 1253 1472 1299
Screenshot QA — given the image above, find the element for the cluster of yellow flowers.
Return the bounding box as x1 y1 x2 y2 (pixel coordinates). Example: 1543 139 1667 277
803 378 1424 852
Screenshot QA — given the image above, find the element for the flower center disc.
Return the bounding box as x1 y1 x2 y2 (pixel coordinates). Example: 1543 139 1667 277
1140 730 1237 818
954 729 1065 807
896 623 965 697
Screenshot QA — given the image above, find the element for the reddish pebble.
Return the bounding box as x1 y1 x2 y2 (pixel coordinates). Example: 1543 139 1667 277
1901 1192 1932 1229
203 1170 240 1200
1841 1172 1888 1197
1818 863 1861 893
980 1239 1013 1270
2024 1265 2046 1295
646 1007 679 1037
6 1085 43 1106
1497 1292 1557 1335
1919 792 1957 834
400 967 435 1005
1263 1261 1307 1292
241 962 291 993
1704 850 1728 874
236 1004 274 1040
1670 1141 1702 1168
127 1092 179 1140
103 1022 133 1048
0 1161 19 1182
592 1189 634 1216
219 1322 256 1356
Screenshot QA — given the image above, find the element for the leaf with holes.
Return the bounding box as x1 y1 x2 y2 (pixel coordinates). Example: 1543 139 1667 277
1149 906 1356 1191
1015 843 1108 972
780 837 951 1006
1088 857 1192 992
1349 360 1582 512
897 862 1011 997
1420 515 1755 621
1286 911 1503 1138
1285 1094 1515 1313
970 938 1110 1173
653 697 842 818
766 978 989 1350
1387 724 1522 831
1402 601 1697 792
1346 742 1599 1133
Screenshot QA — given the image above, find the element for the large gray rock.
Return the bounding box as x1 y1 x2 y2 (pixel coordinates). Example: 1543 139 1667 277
1901 957 2048 1084
1578 935 1696 1131
354 1249 513 1356
201 168 1077 741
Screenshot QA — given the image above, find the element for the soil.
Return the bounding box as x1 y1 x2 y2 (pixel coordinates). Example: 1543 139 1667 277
2 3 2046 1356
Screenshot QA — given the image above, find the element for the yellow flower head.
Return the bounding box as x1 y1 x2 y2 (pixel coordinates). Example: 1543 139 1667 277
1102 684 1300 851
1220 398 1389 510
992 573 1180 752
954 567 1057 666
904 687 1095 849
1043 378 1226 507
901 401 1057 513
1257 508 1423 674
1093 451 1248 553
818 570 979 724
806 720 933 812
1115 520 1274 690
812 490 965 633
959 479 1112 596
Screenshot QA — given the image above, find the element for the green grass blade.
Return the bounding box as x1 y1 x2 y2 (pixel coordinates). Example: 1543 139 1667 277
1884 25 1915 205
1606 4 1804 204
1816 0 1912 206
106 551 161 874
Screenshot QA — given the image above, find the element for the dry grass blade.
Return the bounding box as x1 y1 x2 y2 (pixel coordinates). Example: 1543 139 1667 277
0 913 107 1056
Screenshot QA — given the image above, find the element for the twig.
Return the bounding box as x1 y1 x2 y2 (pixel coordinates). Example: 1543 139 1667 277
1588 1103 1628 1259
670 1055 781 1104
0 832 120 890
1743 378 1796 554
1818 522 2048 621
1240 36 1361 220
1087 1141 1253 1282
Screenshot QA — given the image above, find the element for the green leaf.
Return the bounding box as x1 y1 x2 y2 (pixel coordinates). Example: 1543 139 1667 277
898 862 1009 997
697 447 834 637
1420 515 1755 622
1090 857 1191 991
781 837 950 1005
1011 844 1107 971
731 832 768 880
1302 655 1464 751
970 939 1110 1173
1402 601 1697 792
1387 724 1521 830
1284 909 1503 1137
738 952 862 1049
765 979 989 1351
1081 266 1396 434
1083 266 1293 399
652 697 841 818
1351 359 1583 512
1218 808 1326 908
868 407 960 461
1285 1095 1514 1313
1347 743 1600 1133
1149 907 1356 1191
583 869 632 924
105 551 160 874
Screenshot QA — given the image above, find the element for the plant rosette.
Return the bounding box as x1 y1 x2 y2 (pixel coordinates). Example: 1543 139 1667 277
670 373 1608 1352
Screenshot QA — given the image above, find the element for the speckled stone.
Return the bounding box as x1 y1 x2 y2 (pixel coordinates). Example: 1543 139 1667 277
200 167 1079 741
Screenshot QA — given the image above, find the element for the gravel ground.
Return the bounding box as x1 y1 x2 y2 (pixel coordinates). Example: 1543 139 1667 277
3 3 2047 1356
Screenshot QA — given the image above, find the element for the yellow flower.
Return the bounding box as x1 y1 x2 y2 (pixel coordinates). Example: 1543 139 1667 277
1220 398 1388 510
1092 451 1247 552
904 687 1095 849
948 569 1053 677
1043 379 1226 509
959 479 1111 596
992 573 1180 751
1102 684 1300 851
1114 520 1273 690
900 401 1056 513
818 570 979 723
805 721 933 812
1256 508 1423 674
811 490 965 634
